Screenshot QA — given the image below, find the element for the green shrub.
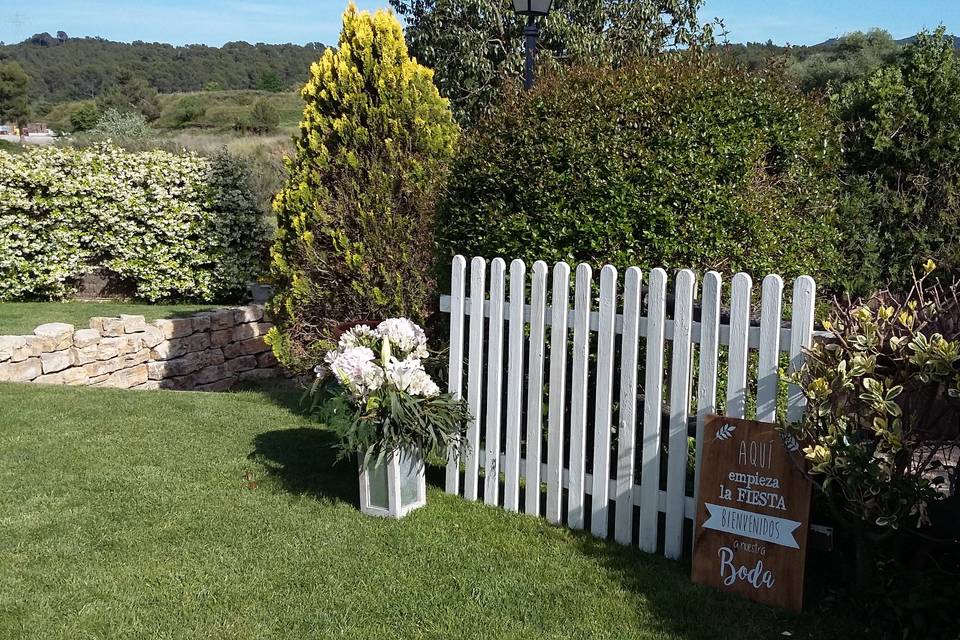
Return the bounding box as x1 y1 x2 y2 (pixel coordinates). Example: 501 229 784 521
267 4 458 372
789 262 958 534
68 101 100 132
169 95 208 127
439 53 838 283
90 108 152 138
0 143 268 301
836 29 960 294
249 99 279 134
439 53 844 286
787 263 959 629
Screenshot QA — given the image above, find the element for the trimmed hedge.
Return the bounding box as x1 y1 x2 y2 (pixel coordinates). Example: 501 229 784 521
0 143 267 302
439 53 845 286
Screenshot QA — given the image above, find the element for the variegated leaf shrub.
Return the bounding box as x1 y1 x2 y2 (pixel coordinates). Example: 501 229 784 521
788 261 959 535
0 143 267 301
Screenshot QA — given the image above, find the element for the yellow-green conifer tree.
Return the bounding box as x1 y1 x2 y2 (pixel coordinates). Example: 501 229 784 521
267 3 458 371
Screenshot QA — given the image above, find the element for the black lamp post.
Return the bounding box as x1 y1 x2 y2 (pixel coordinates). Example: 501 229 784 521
512 0 553 90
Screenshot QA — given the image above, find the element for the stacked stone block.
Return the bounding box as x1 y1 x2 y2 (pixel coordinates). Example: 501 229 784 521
0 305 281 391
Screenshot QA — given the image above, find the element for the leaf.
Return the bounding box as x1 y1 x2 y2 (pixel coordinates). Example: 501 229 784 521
716 423 736 441
780 431 800 453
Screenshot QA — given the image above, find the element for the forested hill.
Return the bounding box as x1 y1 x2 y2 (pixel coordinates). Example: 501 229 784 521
0 33 324 103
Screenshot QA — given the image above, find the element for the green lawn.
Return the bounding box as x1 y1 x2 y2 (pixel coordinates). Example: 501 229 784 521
0 302 217 335
0 383 858 639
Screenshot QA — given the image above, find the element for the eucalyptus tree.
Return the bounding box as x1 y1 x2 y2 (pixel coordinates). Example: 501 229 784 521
390 0 713 123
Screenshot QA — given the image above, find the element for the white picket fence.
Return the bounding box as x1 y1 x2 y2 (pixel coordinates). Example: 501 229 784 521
439 255 820 560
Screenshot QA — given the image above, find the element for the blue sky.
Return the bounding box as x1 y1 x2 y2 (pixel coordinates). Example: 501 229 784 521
702 0 959 45
1 1 958 47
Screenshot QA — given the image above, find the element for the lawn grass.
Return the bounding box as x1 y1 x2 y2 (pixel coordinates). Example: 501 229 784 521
0 382 860 639
0 302 217 335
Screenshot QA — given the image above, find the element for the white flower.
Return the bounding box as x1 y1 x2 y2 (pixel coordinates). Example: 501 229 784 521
337 324 375 350
326 346 384 399
375 318 428 359
385 357 440 397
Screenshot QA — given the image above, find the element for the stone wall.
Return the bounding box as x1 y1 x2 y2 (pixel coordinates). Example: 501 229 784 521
0 305 282 391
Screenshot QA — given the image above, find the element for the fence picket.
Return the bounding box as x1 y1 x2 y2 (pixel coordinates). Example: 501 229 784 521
484 259 506 506
464 257 487 501
614 267 642 545
693 272 722 517
567 264 593 530
726 273 753 419
639 268 668 553
504 259 527 512
525 261 549 516
664 270 696 559
788 276 816 423
756 275 784 423
546 262 571 524
445 255 467 495
590 265 618 538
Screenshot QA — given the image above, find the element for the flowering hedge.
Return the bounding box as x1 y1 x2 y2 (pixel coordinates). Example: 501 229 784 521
0 143 267 302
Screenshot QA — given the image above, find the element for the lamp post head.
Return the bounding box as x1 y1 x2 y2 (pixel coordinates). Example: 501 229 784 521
512 0 553 17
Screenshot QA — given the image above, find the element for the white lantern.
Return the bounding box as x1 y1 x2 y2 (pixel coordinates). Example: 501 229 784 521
358 447 426 518
512 0 553 16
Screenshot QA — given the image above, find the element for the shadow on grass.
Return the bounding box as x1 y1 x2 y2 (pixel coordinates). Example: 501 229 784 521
249 428 357 506
243 379 455 502
568 527 861 640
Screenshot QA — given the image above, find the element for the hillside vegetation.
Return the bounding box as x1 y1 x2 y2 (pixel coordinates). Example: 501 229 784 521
0 33 323 105
158 90 302 129
720 28 960 91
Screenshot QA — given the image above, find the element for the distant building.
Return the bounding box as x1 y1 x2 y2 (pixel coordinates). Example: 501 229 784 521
1 122 50 135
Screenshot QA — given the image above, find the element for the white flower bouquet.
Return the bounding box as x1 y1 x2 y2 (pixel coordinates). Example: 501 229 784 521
310 318 469 463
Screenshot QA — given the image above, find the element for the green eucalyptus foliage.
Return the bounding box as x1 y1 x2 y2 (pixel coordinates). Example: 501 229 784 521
267 4 458 372
391 0 713 125
309 382 470 463
0 144 267 302
836 29 960 294
439 53 843 285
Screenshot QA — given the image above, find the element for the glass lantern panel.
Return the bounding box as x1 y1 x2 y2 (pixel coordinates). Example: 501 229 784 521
513 0 529 13
367 456 389 509
530 0 552 14
399 450 420 508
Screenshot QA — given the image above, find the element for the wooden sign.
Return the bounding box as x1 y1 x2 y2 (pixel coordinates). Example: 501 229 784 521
691 415 812 613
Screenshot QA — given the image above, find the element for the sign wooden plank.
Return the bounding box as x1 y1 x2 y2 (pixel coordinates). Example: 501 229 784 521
692 415 812 613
